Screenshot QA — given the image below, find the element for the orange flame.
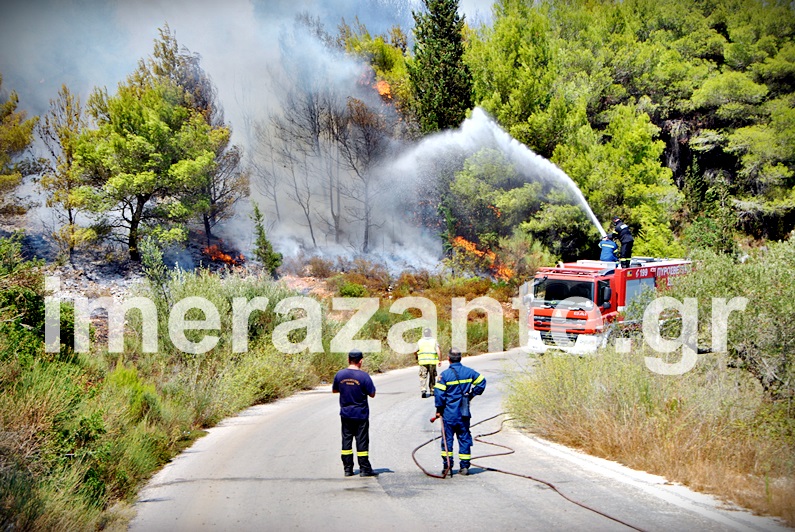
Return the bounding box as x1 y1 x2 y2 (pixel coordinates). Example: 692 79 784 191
493 263 514 282
487 204 502 218
374 80 392 100
202 244 245 266
451 236 514 281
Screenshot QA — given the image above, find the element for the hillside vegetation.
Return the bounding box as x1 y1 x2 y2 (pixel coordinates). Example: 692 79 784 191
349 0 795 257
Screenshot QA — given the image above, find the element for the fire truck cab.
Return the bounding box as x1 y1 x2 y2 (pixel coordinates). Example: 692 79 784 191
523 257 691 354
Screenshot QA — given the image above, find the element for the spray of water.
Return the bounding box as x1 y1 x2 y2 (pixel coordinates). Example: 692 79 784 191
389 107 607 239
473 108 606 237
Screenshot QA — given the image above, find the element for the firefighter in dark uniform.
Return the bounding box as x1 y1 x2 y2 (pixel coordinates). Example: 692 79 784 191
433 349 486 477
332 350 377 477
613 217 634 268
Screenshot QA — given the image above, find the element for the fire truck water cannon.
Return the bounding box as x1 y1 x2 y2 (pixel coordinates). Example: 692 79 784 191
522 257 691 355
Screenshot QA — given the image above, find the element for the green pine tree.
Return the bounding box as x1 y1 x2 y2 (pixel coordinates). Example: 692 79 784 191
251 203 282 276
0 75 38 217
409 0 473 133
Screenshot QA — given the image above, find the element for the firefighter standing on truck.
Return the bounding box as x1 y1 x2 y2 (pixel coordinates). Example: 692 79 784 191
613 217 634 268
433 349 486 477
416 327 441 399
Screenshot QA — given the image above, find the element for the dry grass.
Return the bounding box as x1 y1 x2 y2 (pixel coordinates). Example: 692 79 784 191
507 348 795 525
1 251 523 530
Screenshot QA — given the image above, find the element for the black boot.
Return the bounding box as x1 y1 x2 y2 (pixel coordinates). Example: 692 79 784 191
342 454 354 477
359 456 376 477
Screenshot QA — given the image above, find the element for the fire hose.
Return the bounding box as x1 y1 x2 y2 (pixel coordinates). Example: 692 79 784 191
424 413 452 478
412 413 646 532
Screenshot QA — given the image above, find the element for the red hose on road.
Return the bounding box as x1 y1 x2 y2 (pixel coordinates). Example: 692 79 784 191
417 414 451 478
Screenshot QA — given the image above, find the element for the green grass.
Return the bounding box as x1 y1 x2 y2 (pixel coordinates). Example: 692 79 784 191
1 240 522 529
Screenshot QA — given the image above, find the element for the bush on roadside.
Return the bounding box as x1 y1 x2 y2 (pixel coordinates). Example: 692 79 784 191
507 347 794 524
669 238 795 403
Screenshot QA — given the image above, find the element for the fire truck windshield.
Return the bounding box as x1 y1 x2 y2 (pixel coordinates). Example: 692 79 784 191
532 279 595 309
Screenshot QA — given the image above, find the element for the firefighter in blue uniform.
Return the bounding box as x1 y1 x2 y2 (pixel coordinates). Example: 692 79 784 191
332 350 377 477
598 233 619 262
433 349 486 476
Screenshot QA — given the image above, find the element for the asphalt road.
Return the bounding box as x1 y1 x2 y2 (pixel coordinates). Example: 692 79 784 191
131 351 788 531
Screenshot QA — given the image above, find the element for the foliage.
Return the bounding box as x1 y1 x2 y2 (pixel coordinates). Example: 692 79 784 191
521 193 598 261
507 347 794 525
670 239 795 404
71 28 236 261
139 236 170 303
251 203 282 276
409 0 473 132
339 18 417 130
446 148 542 245
0 74 38 217
326 257 391 295
465 0 795 248
553 102 683 257
0 234 44 365
465 0 561 157
338 280 369 297
37 84 95 261
134 25 249 245
76 79 227 260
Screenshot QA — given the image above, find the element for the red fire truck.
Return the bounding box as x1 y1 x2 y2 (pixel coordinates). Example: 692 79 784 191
523 257 691 354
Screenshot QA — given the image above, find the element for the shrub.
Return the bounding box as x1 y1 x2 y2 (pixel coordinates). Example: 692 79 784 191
506 347 795 524
338 280 369 297
307 256 336 278
336 257 391 292
683 214 737 254
393 270 432 296
670 240 795 403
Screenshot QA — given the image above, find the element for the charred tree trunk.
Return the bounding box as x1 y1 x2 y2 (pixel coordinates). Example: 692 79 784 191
203 213 213 246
